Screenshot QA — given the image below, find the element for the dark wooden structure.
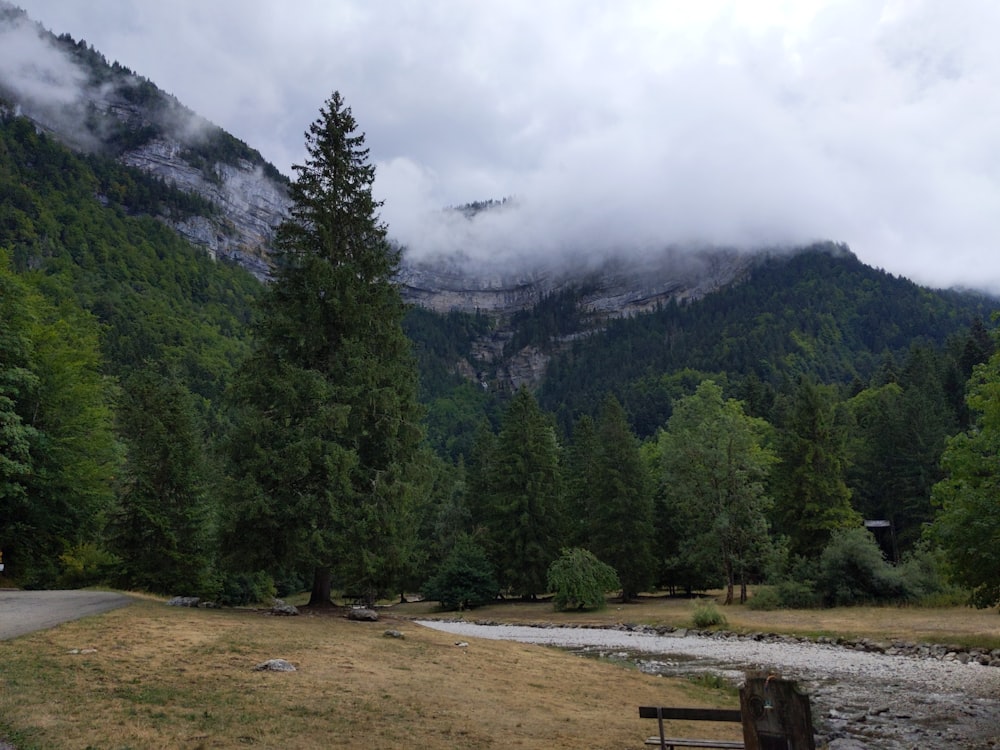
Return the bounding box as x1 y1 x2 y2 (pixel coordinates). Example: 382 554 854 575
739 672 815 750
638 706 744 749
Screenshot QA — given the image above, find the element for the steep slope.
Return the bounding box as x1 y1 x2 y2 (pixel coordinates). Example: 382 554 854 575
0 3 288 279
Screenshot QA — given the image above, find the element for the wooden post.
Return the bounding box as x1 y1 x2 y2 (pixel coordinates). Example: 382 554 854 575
739 670 815 750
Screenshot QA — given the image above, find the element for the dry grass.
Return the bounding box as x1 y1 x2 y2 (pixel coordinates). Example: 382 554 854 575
2 594 996 749
0 599 739 750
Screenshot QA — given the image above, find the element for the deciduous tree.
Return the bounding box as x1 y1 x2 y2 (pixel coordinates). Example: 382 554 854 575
655 381 776 604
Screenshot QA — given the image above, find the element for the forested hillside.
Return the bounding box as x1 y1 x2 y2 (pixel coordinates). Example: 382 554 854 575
0 110 262 405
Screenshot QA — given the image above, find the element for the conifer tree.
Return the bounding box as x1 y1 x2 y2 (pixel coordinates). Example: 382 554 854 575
771 377 859 557
485 387 563 598
109 368 213 595
220 92 423 605
584 396 654 601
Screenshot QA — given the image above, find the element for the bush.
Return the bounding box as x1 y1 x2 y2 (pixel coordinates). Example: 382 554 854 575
746 586 782 611
546 548 621 611
58 543 120 588
422 535 498 611
691 600 728 628
816 528 913 606
216 571 276 606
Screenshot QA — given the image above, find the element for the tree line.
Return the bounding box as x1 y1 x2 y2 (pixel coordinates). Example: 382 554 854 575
1 92 998 612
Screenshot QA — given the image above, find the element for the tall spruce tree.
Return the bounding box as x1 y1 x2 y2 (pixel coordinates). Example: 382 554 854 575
220 92 423 605
771 377 859 558
584 396 654 601
485 387 563 598
109 368 213 595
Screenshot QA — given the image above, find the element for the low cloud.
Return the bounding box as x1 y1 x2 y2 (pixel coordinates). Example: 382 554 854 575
11 0 1000 291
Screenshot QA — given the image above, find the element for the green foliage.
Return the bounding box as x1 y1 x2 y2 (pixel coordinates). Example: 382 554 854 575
216 571 276 607
57 543 120 588
655 381 777 604
0 111 261 407
107 369 214 596
771 377 860 557
421 534 498 611
747 581 821 610
480 388 564 598
0 252 118 586
577 396 655 600
691 600 728 629
815 528 912 606
539 245 993 435
547 547 620 611
929 341 1000 608
220 93 424 604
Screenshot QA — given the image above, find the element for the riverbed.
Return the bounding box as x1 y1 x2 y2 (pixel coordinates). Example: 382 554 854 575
417 620 1000 749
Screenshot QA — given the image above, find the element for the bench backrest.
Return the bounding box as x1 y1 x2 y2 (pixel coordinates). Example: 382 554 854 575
639 706 742 723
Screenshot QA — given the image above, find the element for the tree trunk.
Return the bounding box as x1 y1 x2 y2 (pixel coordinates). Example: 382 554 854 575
724 561 734 605
739 578 747 604
309 566 332 607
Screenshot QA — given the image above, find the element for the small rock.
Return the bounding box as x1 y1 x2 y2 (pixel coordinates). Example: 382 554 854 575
253 659 296 672
828 738 870 750
270 600 299 616
383 629 404 639
454 641 469 648
66 648 98 655
346 607 379 622
166 596 200 607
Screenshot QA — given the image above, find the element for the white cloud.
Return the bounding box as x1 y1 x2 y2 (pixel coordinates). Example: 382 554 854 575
11 0 1000 290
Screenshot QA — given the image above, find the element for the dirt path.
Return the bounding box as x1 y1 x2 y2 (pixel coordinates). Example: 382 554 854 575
0 590 131 640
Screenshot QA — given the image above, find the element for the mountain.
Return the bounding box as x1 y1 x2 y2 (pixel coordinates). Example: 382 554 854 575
0 4 766 311
3 4 996 420
0 2 287 280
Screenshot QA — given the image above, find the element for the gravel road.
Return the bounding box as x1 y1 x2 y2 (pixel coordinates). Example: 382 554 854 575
0 590 131 640
417 620 1000 749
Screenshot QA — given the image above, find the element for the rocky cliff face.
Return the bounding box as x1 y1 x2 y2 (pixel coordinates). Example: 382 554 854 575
120 138 287 280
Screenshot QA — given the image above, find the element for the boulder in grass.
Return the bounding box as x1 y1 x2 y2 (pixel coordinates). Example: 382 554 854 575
346 607 379 622
253 659 296 672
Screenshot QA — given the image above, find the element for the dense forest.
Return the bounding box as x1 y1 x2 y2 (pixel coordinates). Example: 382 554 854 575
1 91 999 611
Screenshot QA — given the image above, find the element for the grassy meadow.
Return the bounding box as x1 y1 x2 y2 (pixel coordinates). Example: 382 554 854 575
0 593 997 749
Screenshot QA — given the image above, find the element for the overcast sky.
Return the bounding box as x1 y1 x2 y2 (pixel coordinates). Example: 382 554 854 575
11 0 1000 291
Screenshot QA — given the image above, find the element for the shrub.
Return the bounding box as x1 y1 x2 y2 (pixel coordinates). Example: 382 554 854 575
547 548 621 611
747 586 782 611
217 571 276 606
816 528 912 606
422 535 498 611
58 543 120 588
691 600 728 628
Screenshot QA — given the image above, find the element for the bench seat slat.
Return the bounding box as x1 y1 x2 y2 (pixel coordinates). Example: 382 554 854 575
643 738 744 749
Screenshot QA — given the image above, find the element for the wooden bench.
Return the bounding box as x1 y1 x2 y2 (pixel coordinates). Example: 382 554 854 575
638 706 744 750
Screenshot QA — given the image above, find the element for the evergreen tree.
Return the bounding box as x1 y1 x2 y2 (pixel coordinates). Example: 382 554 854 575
583 396 655 601
771 378 859 558
109 368 213 595
563 414 597 547
219 92 423 605
484 387 563 598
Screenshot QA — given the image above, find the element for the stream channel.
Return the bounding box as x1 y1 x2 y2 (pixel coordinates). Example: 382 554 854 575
417 620 1000 749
